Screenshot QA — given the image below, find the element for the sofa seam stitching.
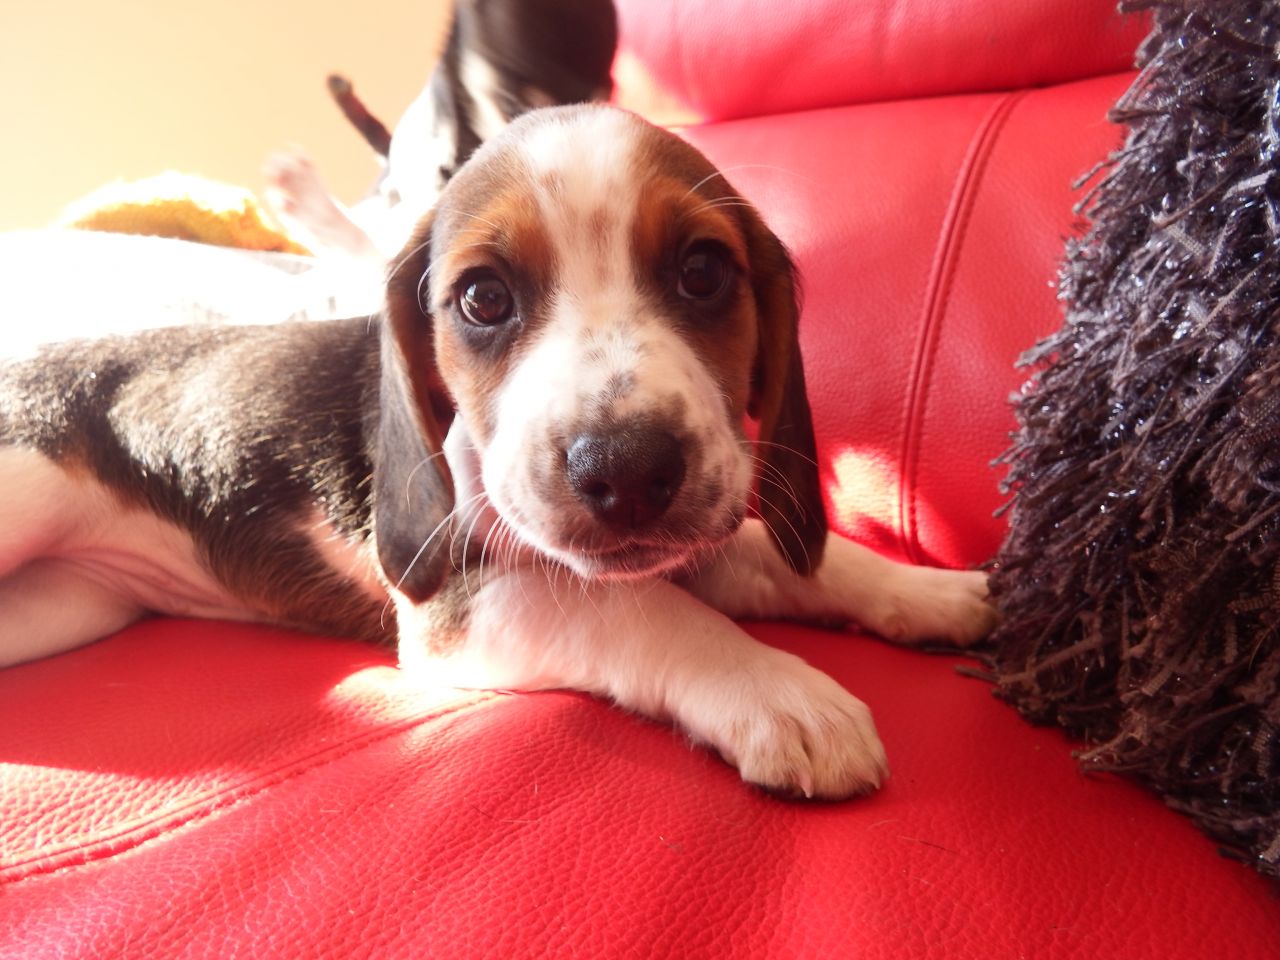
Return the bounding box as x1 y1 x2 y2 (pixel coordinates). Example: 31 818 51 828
0 691 501 885
897 90 1026 563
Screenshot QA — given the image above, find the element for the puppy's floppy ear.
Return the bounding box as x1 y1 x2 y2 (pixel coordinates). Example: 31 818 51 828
743 214 828 575
374 214 457 602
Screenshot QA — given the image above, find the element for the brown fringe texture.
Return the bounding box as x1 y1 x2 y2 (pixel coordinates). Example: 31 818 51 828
987 0 1280 875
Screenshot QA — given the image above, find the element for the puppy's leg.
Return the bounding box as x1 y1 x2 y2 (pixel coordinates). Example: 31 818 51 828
688 520 997 647
0 448 75 582
396 571 889 799
0 560 141 668
0 449 143 666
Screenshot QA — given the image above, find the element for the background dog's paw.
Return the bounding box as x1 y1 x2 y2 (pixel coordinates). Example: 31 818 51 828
689 652 889 800
263 150 328 219
262 151 381 263
866 567 997 648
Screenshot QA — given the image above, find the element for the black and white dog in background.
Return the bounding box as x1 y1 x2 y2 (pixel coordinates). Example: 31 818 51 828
265 0 619 265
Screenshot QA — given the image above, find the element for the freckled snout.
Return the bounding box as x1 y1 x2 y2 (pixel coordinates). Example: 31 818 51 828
566 426 687 531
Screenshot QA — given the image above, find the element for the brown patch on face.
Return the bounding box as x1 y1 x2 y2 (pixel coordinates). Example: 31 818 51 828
586 207 610 239
434 187 557 313
626 116 827 574
435 341 506 445
627 129 760 423
425 165 561 445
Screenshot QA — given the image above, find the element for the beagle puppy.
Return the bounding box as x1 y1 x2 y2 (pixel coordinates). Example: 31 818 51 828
265 0 618 268
0 105 994 799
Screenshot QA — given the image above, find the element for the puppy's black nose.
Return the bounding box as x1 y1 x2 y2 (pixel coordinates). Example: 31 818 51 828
566 427 687 530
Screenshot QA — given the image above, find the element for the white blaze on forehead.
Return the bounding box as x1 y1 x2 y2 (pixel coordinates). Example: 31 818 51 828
518 109 643 294
506 109 659 425
518 108 640 205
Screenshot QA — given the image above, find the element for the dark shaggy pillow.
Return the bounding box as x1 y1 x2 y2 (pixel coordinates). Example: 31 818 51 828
986 0 1280 877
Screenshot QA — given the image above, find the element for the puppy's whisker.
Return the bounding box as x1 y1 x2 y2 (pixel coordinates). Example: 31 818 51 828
752 439 821 469
455 212 504 232
459 499 490 600
682 169 732 199
411 239 507 307
542 551 569 619
491 521 512 570
394 238 509 312
513 540 540 609
754 474 804 517
442 491 489 537
748 456 804 513
386 237 433 284
470 508 515 598
751 455 801 497
758 505 813 573
378 492 488 630
478 513 502 572
628 579 654 630
403 451 449 507
392 491 487 598
686 198 756 217
425 239 502 273
689 162 813 190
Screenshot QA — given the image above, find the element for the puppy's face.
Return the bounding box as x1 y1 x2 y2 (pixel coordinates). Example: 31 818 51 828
383 105 821 589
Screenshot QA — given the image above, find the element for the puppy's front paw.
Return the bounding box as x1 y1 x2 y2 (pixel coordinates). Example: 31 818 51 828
864 566 997 648
685 650 888 800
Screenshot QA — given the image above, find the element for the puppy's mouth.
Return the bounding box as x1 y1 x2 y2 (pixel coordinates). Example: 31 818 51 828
552 509 747 581
571 539 695 580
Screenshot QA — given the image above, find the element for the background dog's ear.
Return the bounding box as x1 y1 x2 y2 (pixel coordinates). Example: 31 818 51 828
373 216 457 603
744 216 828 576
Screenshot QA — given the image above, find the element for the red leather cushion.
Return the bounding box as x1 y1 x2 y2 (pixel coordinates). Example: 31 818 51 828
614 0 1150 125
4 621 1277 957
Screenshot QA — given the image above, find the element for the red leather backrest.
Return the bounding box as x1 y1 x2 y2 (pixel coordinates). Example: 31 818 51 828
614 0 1148 124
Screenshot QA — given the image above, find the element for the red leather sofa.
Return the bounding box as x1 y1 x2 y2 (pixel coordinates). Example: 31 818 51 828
3 1 1277 956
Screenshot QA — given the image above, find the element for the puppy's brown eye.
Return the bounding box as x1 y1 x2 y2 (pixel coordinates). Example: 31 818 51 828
458 272 515 326
677 241 732 300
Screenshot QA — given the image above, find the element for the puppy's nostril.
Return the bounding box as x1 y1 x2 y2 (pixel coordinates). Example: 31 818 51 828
648 477 676 506
585 480 613 501
566 427 686 530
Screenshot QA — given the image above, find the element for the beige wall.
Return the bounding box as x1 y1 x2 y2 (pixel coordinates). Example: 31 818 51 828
0 1 452 231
